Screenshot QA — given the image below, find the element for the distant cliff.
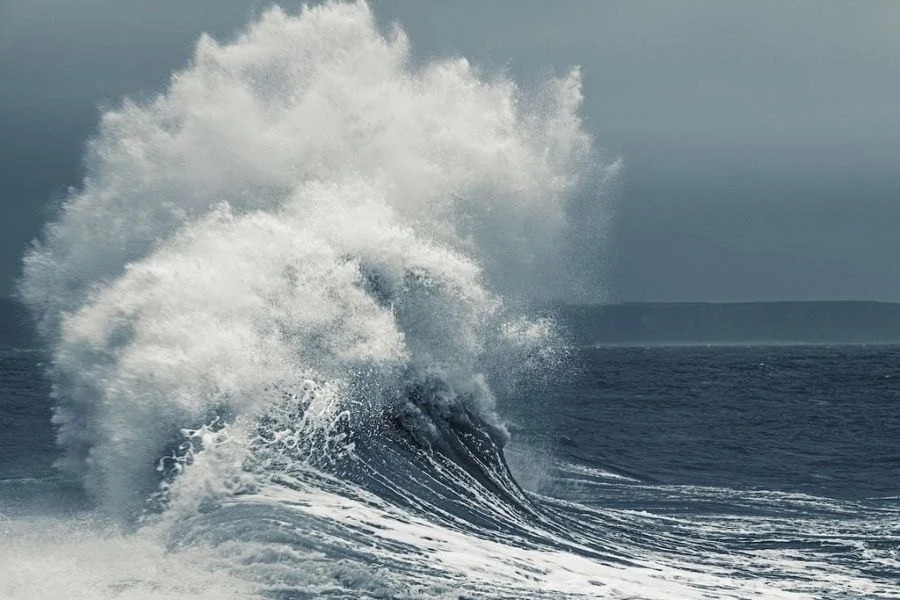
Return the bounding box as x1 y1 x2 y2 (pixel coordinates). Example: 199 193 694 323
556 301 900 345
6 298 900 349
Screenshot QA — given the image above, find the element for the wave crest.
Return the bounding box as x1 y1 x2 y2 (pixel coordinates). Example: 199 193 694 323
20 0 609 519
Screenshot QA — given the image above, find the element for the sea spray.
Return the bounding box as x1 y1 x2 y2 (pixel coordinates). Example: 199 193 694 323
20 1 612 519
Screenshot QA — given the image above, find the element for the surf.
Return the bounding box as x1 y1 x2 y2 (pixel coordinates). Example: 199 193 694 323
20 0 608 523
16 2 895 599
14 4 622 595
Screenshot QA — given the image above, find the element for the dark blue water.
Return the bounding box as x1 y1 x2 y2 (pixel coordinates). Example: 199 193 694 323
507 345 900 502
0 348 53 480
3 342 899 598
9 344 896 498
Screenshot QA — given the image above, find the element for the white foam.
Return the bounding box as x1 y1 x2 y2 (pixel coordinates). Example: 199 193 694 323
0 515 256 600
209 478 820 599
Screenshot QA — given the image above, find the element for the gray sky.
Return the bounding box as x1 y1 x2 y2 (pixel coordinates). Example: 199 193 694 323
2 0 899 302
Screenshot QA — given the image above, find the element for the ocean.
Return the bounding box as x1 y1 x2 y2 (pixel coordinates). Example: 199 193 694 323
2 3 898 598
2 343 897 598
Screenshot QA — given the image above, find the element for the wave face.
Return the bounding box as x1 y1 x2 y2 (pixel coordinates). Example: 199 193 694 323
20 1 603 527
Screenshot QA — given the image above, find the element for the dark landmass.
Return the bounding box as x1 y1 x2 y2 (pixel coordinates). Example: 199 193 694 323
556 301 900 346
5 298 900 349
0 298 36 348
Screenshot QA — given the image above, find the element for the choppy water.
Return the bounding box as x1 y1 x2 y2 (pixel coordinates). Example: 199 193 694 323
3 343 898 599
511 344 900 501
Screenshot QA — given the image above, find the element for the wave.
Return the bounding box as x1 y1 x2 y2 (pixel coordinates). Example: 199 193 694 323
17 2 896 598
20 0 610 525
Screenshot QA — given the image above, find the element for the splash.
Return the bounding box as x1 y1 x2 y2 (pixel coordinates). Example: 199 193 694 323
20 1 613 519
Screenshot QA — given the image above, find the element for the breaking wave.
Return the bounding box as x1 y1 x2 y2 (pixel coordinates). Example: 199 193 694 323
17 5 630 596
21 0 610 522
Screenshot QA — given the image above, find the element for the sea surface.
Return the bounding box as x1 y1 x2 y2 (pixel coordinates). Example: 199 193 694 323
2 342 898 599
3 4 898 598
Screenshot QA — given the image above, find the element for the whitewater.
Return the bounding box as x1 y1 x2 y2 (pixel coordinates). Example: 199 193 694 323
2 2 897 599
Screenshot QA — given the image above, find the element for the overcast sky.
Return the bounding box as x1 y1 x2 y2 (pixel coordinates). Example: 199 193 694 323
2 0 899 302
